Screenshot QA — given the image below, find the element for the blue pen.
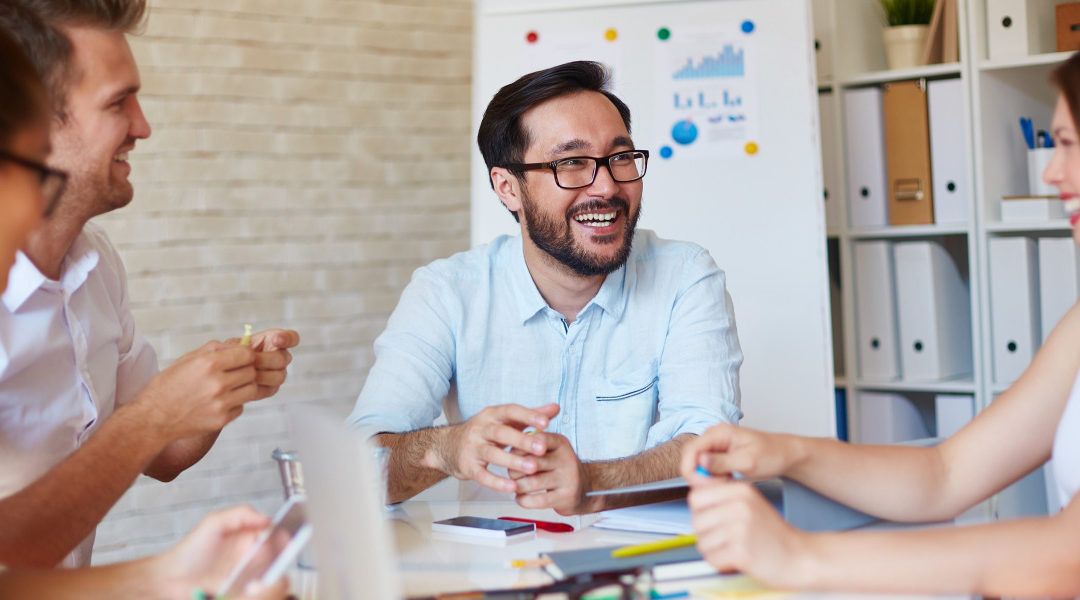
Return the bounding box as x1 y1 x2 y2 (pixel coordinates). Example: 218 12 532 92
1037 130 1054 148
696 464 744 480
1020 117 1035 149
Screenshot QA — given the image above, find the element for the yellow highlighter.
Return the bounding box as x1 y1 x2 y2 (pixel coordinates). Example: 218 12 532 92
240 323 252 347
610 533 697 558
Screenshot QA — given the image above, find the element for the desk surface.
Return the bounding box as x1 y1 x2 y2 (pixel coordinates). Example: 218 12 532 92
292 500 976 600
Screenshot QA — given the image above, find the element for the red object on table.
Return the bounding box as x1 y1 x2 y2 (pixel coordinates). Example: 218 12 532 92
498 516 574 533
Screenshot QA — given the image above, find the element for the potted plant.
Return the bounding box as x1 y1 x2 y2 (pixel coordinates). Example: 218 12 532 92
879 0 936 69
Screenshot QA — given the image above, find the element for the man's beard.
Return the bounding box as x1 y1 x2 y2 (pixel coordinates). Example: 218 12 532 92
520 191 640 277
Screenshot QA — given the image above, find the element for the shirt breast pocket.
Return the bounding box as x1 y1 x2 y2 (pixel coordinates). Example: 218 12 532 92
588 376 659 460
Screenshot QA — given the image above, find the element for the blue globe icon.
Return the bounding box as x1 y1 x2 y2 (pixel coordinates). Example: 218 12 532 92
671 119 698 145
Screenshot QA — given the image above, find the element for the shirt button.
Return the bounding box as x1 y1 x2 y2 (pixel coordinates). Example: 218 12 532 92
568 345 575 354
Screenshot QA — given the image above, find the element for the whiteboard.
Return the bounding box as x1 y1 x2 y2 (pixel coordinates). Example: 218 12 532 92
471 0 834 437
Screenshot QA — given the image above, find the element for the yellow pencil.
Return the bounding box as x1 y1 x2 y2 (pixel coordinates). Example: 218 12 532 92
610 533 697 558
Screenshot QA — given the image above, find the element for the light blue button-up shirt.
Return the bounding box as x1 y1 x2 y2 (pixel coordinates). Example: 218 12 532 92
348 229 742 462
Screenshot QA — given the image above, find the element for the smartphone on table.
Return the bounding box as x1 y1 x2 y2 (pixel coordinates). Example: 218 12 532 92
431 516 535 538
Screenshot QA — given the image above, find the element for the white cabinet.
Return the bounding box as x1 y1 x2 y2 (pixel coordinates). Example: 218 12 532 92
816 0 1068 517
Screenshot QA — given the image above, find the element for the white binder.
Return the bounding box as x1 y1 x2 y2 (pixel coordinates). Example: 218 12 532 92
893 240 972 381
843 87 888 228
934 394 974 438
819 92 842 232
986 0 1069 60
856 392 930 444
989 237 1041 384
927 79 968 225
1037 237 1080 342
853 241 900 380
811 0 833 80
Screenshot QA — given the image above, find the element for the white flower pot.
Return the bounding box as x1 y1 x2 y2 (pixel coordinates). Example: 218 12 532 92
882 25 929 70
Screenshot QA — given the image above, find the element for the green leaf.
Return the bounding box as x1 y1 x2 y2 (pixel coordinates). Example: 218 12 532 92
878 0 936 26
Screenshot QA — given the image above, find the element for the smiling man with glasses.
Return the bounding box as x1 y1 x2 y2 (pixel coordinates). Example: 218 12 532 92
349 61 742 515
0 0 300 569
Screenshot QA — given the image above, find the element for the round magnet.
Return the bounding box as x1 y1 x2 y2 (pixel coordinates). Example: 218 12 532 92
526 31 539 43
657 27 671 41
741 20 755 34
671 119 698 145
744 141 759 155
605 28 618 41
660 146 673 159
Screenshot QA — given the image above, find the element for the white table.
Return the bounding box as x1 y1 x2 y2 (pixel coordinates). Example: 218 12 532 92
292 500 977 600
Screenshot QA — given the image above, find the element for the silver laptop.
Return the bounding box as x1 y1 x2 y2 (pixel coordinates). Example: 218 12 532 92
289 406 401 600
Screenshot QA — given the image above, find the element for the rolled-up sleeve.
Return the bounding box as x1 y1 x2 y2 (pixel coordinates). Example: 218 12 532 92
646 248 742 447
347 267 458 435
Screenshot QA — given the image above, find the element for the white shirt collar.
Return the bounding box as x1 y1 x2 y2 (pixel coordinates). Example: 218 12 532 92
2 234 101 313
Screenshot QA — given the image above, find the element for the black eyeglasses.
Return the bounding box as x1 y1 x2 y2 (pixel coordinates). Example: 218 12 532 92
505 149 649 190
0 150 67 217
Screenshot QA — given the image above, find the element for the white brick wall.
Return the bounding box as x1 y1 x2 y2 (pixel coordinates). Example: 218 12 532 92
91 0 473 564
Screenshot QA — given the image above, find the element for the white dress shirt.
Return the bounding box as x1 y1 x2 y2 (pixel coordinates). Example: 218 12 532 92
0 222 158 567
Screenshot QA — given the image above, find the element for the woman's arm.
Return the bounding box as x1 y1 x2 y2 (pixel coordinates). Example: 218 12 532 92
683 301 1080 522
688 479 1080 598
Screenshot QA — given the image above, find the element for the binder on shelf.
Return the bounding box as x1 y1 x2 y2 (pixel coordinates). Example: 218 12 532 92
811 0 833 80
893 240 972 381
828 239 844 377
927 79 968 225
853 241 901 380
856 392 931 444
883 80 934 226
819 92 843 232
986 0 1070 60
934 394 974 438
988 237 1041 385
921 0 959 64
1037 236 1080 342
843 87 888 228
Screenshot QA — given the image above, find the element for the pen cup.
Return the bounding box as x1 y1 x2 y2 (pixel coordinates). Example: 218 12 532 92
1028 147 1056 197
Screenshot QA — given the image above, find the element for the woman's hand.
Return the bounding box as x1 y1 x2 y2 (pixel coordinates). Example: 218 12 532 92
680 423 802 482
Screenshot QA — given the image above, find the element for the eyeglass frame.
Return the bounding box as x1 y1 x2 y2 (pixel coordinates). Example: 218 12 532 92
503 149 650 190
0 150 68 217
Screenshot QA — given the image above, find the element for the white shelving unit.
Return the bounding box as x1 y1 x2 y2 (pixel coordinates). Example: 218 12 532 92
813 0 1072 519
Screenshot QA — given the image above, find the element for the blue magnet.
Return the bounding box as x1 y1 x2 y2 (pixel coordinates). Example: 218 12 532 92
659 146 673 159
741 20 755 34
671 120 698 145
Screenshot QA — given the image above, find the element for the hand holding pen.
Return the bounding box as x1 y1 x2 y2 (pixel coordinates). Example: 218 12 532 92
679 423 794 483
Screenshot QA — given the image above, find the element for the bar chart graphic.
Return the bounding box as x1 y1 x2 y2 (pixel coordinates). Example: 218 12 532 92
673 45 745 79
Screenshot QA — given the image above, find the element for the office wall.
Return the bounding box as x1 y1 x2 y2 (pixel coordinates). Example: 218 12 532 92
91 0 473 563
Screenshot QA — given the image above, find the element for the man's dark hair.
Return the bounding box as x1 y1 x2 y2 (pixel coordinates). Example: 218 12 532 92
0 0 146 118
0 26 47 148
477 60 632 218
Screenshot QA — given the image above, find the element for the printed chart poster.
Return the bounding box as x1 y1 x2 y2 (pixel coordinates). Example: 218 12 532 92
655 24 759 161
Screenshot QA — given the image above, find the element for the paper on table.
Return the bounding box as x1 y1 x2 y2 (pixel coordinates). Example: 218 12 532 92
592 499 692 535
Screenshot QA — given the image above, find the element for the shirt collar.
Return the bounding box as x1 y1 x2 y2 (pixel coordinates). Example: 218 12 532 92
511 237 629 324
0 232 100 313
511 237 551 324
2 251 46 312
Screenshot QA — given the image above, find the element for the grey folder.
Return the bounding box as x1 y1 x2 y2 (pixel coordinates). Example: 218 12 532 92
588 476 878 533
